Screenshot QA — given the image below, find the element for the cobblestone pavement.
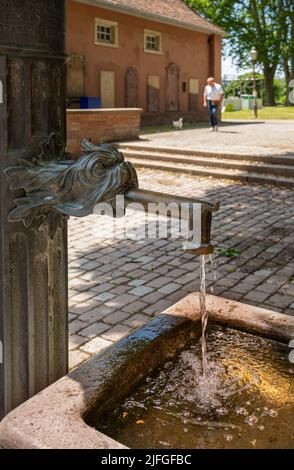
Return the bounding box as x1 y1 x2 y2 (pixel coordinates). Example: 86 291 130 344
68 169 294 369
128 120 294 156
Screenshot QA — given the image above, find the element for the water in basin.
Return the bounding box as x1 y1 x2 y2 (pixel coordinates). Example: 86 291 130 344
95 325 294 448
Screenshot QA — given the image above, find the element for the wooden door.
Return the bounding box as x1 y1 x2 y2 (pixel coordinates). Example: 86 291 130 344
188 78 199 111
100 70 115 108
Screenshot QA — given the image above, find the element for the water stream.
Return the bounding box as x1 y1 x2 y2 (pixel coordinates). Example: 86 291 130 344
199 254 216 377
199 255 208 377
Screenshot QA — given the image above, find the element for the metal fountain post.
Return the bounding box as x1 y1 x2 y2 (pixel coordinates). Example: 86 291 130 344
0 0 68 419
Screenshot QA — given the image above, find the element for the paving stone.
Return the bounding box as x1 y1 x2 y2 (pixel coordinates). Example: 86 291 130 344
110 276 130 285
79 306 114 324
69 334 88 350
147 276 175 288
68 166 294 366
144 298 175 315
69 350 90 369
89 282 113 293
93 292 115 302
79 322 110 339
129 285 155 297
266 293 293 309
108 285 131 295
122 300 148 314
284 308 294 316
158 282 181 294
168 268 189 279
69 299 101 315
175 271 198 285
101 324 133 342
254 269 273 278
123 314 150 328
141 291 166 304
230 282 256 294
70 290 98 303
104 311 131 325
128 279 147 287
221 291 244 301
255 282 282 295
69 312 78 322
81 337 113 355
82 260 102 271
243 290 270 303
69 319 88 335
104 293 138 308
281 284 294 296
140 272 160 282
168 291 187 303
136 256 155 264
120 263 142 272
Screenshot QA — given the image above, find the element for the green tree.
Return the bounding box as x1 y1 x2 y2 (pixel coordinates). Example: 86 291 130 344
224 73 286 104
278 0 294 104
224 73 264 98
187 0 288 106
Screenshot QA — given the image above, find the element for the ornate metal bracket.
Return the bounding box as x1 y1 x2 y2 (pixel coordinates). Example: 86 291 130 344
4 133 139 227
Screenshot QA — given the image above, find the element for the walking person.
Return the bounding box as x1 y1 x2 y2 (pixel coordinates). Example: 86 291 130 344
203 77 224 132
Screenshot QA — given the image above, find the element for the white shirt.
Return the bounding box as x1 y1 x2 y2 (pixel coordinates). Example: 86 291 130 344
204 83 224 101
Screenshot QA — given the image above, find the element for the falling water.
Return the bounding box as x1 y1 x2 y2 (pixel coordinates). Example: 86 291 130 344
208 254 217 295
199 255 208 377
199 254 216 378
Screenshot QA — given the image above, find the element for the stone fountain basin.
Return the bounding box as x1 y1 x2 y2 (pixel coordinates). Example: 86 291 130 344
0 293 293 449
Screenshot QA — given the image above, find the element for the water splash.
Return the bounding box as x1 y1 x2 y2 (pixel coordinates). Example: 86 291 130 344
96 327 294 449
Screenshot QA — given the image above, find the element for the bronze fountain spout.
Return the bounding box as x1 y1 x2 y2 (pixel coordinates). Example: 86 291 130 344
5 133 219 254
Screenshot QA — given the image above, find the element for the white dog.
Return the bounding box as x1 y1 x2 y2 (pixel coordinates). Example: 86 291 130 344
172 117 183 130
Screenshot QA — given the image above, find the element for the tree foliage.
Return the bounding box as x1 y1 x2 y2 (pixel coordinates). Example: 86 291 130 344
224 73 286 104
187 0 294 105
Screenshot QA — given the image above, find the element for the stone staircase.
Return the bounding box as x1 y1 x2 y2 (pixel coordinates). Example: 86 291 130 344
117 143 294 188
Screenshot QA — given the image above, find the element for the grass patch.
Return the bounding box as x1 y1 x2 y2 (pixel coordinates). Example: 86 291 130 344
222 106 294 120
216 247 241 258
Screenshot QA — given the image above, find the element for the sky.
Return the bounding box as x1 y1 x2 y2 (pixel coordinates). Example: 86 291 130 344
222 56 239 77
222 55 260 78
222 57 240 75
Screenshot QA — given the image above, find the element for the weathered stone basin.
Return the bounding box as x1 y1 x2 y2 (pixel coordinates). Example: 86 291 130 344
0 294 293 449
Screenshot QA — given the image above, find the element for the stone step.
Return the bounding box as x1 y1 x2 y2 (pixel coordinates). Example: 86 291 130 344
117 143 294 166
121 149 294 178
127 157 294 188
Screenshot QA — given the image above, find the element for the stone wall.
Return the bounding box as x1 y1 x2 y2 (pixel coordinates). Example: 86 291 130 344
67 108 142 154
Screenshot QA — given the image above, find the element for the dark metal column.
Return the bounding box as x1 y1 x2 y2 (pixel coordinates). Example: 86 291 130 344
0 0 68 418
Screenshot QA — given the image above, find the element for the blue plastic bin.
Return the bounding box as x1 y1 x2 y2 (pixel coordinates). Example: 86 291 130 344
80 97 101 109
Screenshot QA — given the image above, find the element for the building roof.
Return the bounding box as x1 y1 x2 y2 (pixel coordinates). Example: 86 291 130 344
75 0 226 36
